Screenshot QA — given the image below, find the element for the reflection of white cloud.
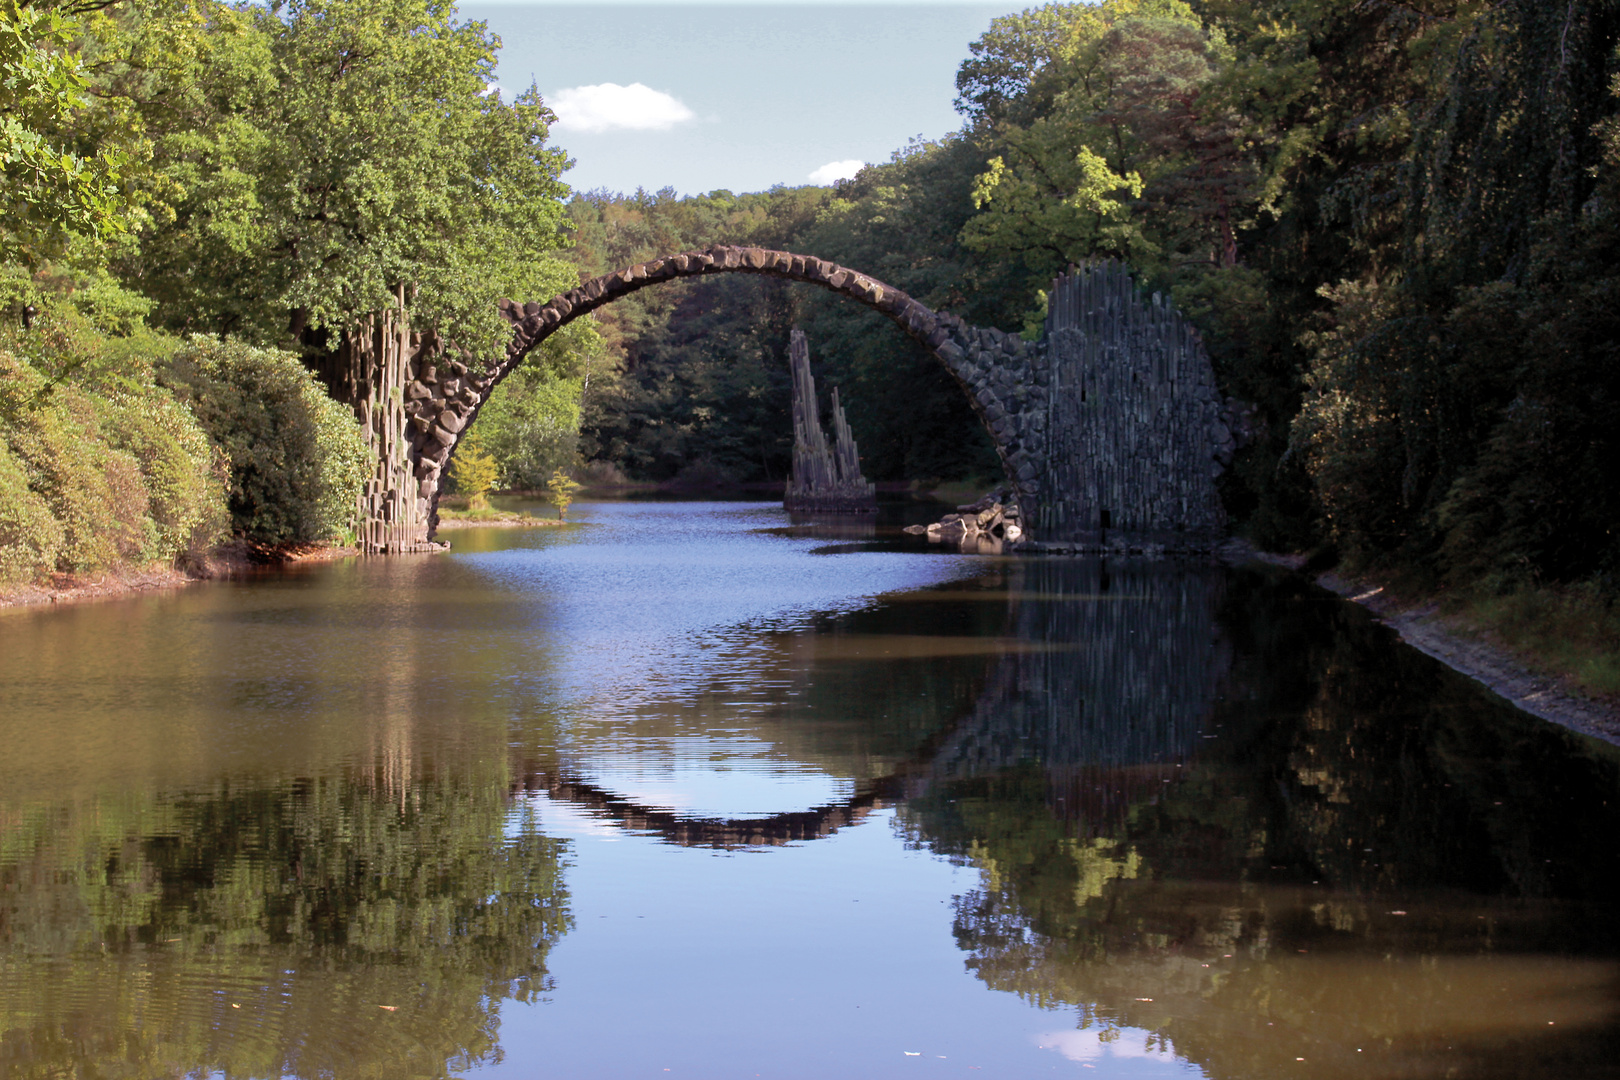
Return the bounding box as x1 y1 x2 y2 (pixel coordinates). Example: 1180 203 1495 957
1035 1029 1184 1066
582 752 855 819
809 159 864 185
551 82 695 132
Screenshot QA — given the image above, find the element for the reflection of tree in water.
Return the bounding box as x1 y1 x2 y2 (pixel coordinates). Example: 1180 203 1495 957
901 568 1620 1079
0 764 570 1079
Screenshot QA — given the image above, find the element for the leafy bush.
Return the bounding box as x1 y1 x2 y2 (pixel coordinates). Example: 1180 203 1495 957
0 348 224 581
0 439 63 580
102 391 229 564
159 337 369 543
473 367 582 490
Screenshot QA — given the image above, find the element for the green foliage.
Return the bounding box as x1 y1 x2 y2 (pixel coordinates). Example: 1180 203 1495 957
449 431 498 510
0 1 131 263
110 0 573 359
570 153 1007 486
1283 0 1620 589
159 335 368 543
0 336 224 582
959 7 1232 284
792 137 1022 483
476 369 581 489
569 186 829 482
0 436 62 582
471 319 597 489
546 467 580 520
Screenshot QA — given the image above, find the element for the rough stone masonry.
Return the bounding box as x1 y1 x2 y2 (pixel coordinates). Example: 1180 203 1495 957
334 245 1237 553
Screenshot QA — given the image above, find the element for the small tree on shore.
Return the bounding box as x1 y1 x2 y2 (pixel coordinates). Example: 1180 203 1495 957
546 468 580 521
451 434 498 510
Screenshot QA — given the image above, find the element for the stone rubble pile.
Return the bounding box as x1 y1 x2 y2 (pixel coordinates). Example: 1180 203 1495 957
904 489 1024 553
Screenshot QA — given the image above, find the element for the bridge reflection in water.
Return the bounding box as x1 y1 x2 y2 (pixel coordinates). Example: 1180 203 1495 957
520 557 1228 850
518 558 1620 1079
4 521 1618 1080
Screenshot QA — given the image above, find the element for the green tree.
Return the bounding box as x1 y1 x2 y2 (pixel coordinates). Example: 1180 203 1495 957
546 466 580 520
116 0 575 360
569 185 833 483
1287 0 1620 587
792 137 1011 483
450 430 498 510
472 318 602 489
0 1 130 263
957 4 1250 307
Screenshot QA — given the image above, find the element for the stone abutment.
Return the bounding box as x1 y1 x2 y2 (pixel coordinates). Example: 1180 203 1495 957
330 246 1233 552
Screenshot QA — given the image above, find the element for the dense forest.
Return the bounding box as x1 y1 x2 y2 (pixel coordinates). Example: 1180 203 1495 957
3 0 1619 612
567 0 1620 606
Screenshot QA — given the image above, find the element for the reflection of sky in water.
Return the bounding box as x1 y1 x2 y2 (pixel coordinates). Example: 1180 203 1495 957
580 745 854 818
491 798 1210 1079
458 502 986 818
458 502 988 716
1037 1029 1201 1075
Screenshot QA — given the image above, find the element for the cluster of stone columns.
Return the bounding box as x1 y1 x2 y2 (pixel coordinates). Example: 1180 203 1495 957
341 244 1234 553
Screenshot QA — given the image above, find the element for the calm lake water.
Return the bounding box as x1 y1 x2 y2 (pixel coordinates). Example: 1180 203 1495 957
2 500 1618 1079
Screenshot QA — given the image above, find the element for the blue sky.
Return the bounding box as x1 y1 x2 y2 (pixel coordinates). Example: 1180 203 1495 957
460 3 1013 196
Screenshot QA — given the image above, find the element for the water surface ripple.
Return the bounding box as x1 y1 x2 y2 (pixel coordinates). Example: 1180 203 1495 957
1 501 1617 1079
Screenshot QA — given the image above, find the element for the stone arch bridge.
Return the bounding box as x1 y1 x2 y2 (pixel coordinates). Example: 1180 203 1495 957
324 245 1236 553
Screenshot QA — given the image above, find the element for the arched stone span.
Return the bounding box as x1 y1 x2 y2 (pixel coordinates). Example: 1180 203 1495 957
352 251 1232 553
514 769 900 850
400 244 1041 540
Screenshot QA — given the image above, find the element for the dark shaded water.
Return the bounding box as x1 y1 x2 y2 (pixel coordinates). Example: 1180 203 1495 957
1 501 1617 1079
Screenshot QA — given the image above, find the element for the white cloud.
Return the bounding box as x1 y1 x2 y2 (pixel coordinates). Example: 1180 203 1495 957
550 82 695 133
809 159 865 185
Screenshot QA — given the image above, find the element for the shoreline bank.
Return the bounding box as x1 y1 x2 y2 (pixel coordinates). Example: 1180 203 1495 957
0 542 357 614
1236 543 1619 745
1315 569 1620 746
434 513 567 530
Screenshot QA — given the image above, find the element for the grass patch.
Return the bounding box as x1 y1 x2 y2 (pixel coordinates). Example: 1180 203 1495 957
1447 583 1620 699
438 506 536 522
436 493 563 525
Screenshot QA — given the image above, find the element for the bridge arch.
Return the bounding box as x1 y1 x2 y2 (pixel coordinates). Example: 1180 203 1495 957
352 250 1229 554
398 245 1039 541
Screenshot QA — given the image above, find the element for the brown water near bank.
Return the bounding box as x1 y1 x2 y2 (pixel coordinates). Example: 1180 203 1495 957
0 540 356 612
2 502 1617 1079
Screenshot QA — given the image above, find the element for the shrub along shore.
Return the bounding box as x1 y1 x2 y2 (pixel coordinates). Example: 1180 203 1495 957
3 0 1616 735
1 320 369 601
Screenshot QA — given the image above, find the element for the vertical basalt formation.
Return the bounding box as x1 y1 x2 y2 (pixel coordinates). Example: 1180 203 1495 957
1032 260 1230 549
307 288 443 553
784 328 877 514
